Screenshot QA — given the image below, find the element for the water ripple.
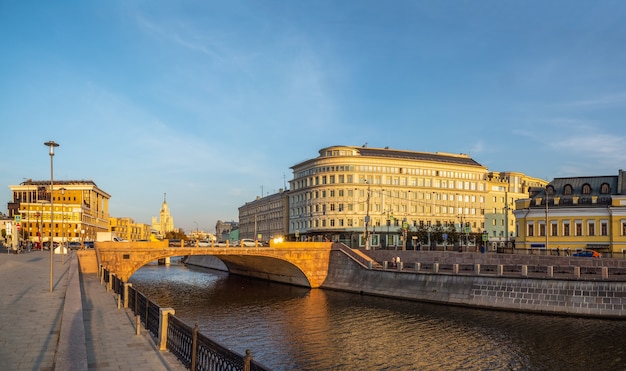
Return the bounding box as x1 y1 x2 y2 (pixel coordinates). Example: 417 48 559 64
130 264 626 371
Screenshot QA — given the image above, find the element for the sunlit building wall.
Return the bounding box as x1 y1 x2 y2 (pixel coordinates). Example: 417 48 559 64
8 179 110 243
239 189 289 242
513 170 626 255
288 145 493 247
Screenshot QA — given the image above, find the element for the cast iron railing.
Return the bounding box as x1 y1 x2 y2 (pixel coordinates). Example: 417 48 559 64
104 267 271 371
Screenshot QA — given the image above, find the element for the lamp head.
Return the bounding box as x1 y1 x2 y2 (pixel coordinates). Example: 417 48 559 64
44 140 59 156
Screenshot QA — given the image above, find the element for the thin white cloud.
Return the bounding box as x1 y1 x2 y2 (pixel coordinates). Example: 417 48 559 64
557 92 626 109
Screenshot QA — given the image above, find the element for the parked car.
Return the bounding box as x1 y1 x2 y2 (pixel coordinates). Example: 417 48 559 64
68 241 82 250
239 239 258 247
572 250 602 258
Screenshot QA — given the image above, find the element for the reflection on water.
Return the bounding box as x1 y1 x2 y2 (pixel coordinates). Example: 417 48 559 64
130 263 626 371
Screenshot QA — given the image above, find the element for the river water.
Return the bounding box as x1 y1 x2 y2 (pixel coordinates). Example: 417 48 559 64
129 262 626 371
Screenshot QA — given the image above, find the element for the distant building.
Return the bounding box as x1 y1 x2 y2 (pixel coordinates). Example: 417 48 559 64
8 179 110 243
215 220 238 242
110 217 152 241
151 193 175 238
485 172 548 251
513 170 626 256
238 189 289 242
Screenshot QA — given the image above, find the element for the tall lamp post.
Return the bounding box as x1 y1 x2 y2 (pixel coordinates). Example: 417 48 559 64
45 140 59 293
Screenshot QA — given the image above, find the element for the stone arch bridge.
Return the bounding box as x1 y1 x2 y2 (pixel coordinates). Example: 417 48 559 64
95 241 333 288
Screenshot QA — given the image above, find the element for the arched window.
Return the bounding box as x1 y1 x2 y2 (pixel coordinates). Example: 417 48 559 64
564 184 573 195
546 185 555 195
582 183 592 194
601 183 611 194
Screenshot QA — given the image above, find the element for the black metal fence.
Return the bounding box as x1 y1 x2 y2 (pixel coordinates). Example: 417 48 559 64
104 267 271 371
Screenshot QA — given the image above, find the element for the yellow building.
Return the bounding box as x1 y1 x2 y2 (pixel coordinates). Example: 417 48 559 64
513 170 626 256
289 145 496 248
8 179 110 244
110 217 152 241
485 172 548 252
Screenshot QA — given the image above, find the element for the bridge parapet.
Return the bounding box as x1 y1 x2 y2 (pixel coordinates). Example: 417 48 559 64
96 241 332 287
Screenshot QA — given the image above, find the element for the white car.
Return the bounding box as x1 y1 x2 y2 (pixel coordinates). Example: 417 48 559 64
239 239 257 247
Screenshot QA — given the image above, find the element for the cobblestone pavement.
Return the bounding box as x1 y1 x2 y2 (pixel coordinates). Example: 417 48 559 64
0 246 185 370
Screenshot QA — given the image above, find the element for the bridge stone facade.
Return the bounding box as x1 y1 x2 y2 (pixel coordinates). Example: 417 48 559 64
94 241 332 288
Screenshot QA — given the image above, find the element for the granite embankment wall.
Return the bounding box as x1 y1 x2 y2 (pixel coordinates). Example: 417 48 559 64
322 250 626 318
185 251 626 318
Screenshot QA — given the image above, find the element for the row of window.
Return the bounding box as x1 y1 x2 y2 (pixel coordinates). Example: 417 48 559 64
546 183 611 195
291 173 486 191
291 189 485 204
290 218 483 232
523 220 621 237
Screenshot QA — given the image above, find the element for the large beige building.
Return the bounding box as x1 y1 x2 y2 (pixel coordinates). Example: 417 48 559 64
8 179 110 244
287 145 545 249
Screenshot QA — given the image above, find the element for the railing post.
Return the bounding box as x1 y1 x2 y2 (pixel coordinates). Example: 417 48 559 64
117 294 121 309
521 265 528 277
474 264 480 275
107 272 113 292
415 262 421 272
244 349 253 371
398 262 403 270
191 323 199 371
602 267 609 280
497 265 504 276
123 283 132 308
158 308 175 350
453 264 459 274
574 266 580 278
433 262 439 273
547 266 554 278
383 261 388 269
136 314 141 336
367 261 373 269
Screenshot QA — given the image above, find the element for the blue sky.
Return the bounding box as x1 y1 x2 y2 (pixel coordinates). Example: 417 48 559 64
2 1 626 233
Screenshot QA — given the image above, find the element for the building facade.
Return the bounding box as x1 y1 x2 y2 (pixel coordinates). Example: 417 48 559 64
288 145 498 248
8 179 111 244
238 189 289 242
110 217 152 241
513 170 626 256
485 171 548 251
151 193 175 238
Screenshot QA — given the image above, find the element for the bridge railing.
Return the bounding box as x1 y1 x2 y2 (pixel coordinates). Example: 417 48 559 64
104 267 271 371
376 260 626 280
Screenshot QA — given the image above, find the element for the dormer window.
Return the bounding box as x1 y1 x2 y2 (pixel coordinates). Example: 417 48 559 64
564 184 573 195
601 183 611 194
582 184 591 195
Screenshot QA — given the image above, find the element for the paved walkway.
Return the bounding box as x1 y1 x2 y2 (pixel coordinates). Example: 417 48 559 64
0 246 186 370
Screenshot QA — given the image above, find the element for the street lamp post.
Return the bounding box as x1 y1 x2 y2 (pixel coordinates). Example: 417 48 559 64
44 140 59 293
